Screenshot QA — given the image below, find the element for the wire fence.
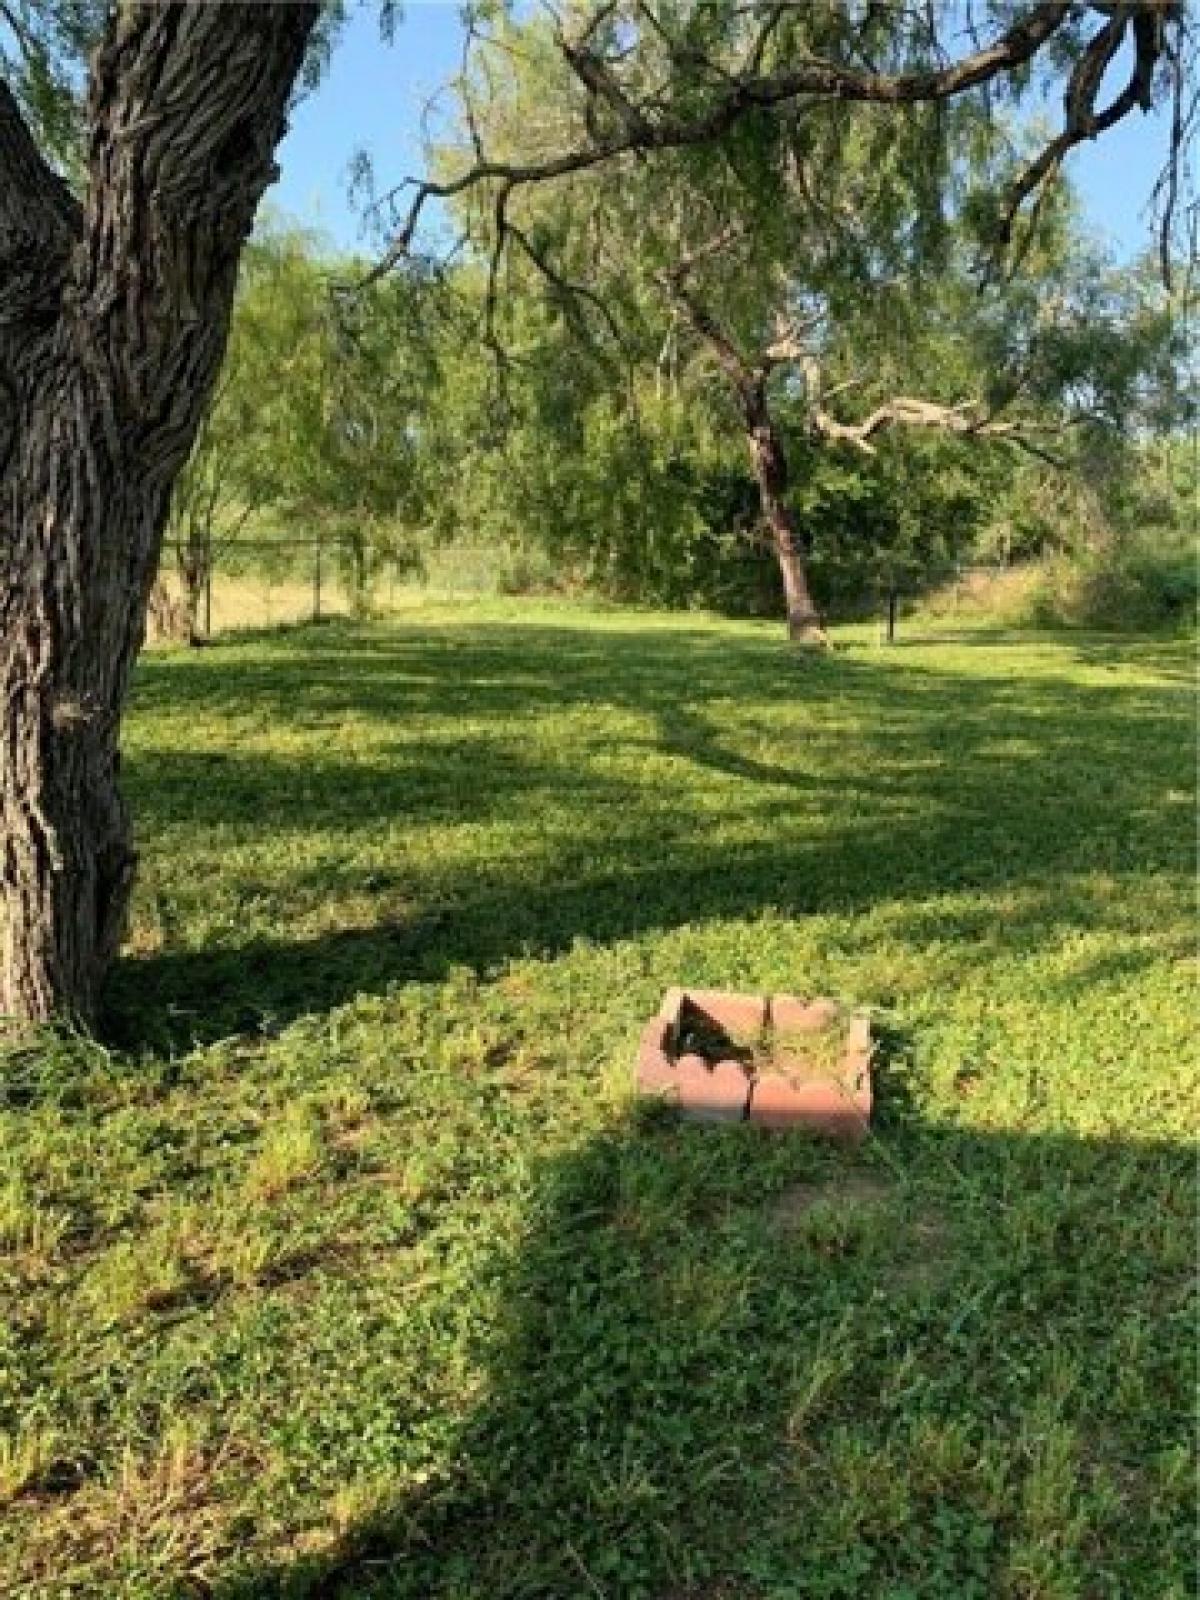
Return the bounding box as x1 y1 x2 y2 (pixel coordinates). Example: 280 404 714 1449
152 534 417 639
151 534 1016 645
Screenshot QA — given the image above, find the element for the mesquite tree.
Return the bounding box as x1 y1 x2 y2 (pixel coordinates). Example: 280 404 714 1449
0 3 319 1024
660 254 828 644
378 2 1187 296
374 2 1187 635
655 223 1133 642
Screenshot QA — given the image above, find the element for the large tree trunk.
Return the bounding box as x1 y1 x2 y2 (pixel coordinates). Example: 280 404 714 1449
1 410 160 1023
739 384 827 647
0 5 318 1026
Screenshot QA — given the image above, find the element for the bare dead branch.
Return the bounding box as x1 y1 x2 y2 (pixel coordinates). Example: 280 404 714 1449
804 363 1068 468
660 222 1069 474
762 306 825 367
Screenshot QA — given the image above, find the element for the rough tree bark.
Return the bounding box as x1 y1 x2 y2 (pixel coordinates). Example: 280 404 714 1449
0 4 319 1026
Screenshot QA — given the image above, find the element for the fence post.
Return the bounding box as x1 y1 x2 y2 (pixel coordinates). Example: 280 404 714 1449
886 586 898 644
313 530 323 623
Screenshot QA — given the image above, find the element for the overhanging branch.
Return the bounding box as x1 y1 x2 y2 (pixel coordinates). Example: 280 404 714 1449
806 369 1069 468
994 3 1168 259
364 1 1091 287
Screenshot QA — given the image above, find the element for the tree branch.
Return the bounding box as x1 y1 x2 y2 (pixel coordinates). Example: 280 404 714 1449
804 361 1068 468
0 78 81 328
763 309 825 369
364 1 1089 286
994 3 1168 255
1150 10 1198 291
506 217 629 350
659 232 759 394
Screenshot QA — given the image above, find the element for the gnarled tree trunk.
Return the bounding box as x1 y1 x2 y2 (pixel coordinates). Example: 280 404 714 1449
661 271 827 646
738 381 826 646
0 5 318 1025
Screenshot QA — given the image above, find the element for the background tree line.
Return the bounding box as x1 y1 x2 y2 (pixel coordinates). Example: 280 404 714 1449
165 204 1193 638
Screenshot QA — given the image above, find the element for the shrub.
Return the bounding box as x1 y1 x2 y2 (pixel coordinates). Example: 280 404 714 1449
1033 542 1197 630
919 543 1197 633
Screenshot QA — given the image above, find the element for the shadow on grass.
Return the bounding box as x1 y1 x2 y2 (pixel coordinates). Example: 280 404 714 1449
107 619 1192 1050
196 1100 1193 1599
108 620 1196 1049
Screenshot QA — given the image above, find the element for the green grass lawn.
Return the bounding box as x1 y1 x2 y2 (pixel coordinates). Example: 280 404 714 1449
2 602 1194 1599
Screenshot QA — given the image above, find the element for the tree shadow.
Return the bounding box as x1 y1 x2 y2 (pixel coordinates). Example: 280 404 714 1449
108 620 1192 1051
195 1098 1193 1599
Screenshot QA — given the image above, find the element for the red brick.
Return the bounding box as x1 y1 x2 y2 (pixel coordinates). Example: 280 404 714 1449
677 1055 751 1123
748 1072 870 1140
685 990 766 1038
642 1017 670 1049
636 1019 676 1096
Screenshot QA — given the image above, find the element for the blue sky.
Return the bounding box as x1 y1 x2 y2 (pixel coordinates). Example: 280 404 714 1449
271 2 1171 262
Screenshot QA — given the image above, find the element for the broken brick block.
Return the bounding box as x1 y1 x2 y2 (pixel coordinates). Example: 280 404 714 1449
633 989 874 1142
682 989 766 1038
748 1061 872 1141
676 1054 751 1123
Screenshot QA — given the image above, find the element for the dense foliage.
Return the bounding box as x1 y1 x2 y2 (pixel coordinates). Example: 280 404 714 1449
183 210 1192 629
159 0 1192 632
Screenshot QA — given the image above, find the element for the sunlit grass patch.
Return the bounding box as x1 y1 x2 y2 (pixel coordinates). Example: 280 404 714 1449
0 1426 64 1506
77 1225 194 1324
243 1106 326 1201
0 1175 69 1263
